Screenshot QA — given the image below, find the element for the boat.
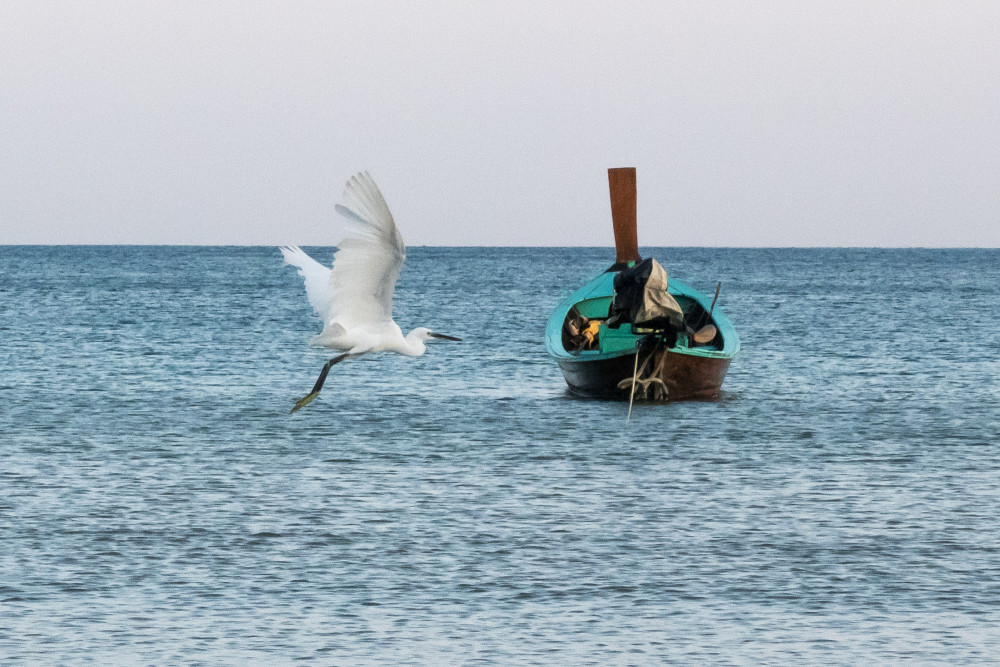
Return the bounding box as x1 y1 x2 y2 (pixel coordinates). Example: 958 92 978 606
545 168 740 401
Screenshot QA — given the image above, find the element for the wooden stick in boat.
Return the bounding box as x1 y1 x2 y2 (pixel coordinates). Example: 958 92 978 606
692 281 721 329
708 281 721 317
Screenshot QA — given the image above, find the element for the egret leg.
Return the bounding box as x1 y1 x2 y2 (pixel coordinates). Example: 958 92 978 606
290 353 351 413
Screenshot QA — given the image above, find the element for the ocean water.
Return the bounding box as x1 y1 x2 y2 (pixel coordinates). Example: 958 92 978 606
2 246 999 665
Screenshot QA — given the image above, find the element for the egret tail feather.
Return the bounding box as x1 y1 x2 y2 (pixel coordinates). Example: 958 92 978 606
281 245 333 321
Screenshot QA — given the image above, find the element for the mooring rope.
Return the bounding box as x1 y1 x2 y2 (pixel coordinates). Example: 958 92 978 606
627 342 640 423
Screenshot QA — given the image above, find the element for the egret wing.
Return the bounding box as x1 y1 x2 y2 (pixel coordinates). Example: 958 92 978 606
280 245 333 321
328 172 406 329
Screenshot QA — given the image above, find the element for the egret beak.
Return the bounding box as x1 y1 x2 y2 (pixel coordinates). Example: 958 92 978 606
429 332 461 341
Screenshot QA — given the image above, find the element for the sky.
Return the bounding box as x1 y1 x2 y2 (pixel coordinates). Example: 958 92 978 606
1 1 998 247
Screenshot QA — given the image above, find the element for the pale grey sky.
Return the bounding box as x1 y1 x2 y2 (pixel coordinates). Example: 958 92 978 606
2 1 998 246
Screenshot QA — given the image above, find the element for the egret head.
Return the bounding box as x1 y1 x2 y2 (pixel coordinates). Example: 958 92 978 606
410 327 461 342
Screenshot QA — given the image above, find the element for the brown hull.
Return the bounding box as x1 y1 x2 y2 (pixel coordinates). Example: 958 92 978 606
558 349 731 401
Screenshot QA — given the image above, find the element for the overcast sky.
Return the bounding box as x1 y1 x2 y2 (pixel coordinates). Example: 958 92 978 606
2 1 998 246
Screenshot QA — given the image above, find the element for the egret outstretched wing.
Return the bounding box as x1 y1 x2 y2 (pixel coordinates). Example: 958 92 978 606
328 172 407 329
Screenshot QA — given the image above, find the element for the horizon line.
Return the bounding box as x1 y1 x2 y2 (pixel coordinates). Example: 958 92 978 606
2 243 999 250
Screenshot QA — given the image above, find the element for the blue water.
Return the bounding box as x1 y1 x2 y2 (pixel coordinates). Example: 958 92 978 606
2 246 999 664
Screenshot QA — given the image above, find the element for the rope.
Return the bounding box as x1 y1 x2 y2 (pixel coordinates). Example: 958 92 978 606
627 342 640 424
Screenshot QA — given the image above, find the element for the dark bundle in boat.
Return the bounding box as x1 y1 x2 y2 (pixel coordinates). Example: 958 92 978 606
545 168 739 401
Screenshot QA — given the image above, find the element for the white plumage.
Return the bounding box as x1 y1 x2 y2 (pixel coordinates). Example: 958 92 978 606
281 172 459 412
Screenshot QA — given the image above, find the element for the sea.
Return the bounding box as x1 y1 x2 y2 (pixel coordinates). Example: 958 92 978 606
2 246 999 665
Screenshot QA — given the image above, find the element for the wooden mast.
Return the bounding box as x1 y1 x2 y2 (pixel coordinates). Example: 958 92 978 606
608 167 640 265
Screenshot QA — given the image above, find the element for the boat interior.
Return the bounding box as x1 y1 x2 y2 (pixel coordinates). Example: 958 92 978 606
562 294 722 355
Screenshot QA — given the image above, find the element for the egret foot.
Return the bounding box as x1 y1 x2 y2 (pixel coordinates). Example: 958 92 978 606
290 392 320 413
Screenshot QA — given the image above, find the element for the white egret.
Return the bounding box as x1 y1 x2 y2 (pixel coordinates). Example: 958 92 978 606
282 172 460 413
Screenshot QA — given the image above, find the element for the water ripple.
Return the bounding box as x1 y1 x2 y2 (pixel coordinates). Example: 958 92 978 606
2 247 999 664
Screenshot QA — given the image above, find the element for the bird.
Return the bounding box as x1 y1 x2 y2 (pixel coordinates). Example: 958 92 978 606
281 172 460 413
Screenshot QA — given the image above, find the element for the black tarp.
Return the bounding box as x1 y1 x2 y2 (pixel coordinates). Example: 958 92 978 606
605 258 685 330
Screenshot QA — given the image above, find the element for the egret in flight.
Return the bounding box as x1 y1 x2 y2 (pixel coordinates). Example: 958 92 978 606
282 172 460 413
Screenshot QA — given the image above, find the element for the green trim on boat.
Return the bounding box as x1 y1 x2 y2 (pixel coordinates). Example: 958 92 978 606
545 267 740 362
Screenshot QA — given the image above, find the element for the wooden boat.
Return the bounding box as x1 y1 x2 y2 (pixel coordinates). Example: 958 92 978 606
545 168 740 401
